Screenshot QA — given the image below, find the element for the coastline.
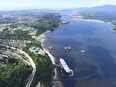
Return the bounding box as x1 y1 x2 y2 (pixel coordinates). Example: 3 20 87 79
82 19 106 23
73 17 110 24
84 19 116 33
36 31 63 87
70 15 115 32
36 31 49 44
36 31 56 65
70 14 106 23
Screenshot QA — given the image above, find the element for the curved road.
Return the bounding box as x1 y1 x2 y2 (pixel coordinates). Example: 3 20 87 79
0 44 36 87
17 49 36 87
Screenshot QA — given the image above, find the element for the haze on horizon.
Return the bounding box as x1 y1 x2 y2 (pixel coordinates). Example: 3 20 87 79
0 0 116 11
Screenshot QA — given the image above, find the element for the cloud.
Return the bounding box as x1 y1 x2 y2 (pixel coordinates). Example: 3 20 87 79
97 0 116 6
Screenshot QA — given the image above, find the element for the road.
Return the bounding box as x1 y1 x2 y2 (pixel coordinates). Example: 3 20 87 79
17 49 36 87
0 44 36 87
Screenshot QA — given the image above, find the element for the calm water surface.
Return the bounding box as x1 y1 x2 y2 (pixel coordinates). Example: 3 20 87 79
43 11 116 87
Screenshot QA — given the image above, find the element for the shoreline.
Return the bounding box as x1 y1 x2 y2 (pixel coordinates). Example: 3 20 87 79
73 17 110 24
70 15 116 32
69 14 107 23
83 19 106 23
83 19 114 27
36 31 49 44
69 14 105 23
36 30 56 65
36 31 63 87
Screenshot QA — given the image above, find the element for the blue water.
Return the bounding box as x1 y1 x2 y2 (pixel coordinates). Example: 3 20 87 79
43 11 116 87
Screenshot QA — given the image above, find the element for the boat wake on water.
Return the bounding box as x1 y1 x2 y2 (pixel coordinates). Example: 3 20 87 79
55 56 101 81
54 60 100 81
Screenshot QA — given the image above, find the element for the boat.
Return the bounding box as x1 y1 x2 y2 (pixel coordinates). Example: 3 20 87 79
47 46 53 50
64 46 71 52
81 49 85 53
47 35 51 38
59 58 74 77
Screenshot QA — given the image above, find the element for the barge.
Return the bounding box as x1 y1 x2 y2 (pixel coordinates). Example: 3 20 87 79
59 58 73 77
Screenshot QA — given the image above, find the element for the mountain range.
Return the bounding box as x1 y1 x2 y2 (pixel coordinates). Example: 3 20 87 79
76 5 116 11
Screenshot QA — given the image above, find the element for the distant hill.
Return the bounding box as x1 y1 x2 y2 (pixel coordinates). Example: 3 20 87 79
73 5 116 11
89 5 116 11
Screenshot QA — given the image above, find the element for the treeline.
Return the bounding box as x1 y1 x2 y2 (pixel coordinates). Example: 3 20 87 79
0 58 31 87
0 30 32 40
23 42 55 87
79 10 116 21
0 17 16 24
30 13 61 36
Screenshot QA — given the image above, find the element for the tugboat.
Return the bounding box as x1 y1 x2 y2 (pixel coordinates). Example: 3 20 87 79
64 46 71 52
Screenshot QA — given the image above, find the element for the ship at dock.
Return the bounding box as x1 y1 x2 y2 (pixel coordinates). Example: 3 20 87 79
59 58 74 77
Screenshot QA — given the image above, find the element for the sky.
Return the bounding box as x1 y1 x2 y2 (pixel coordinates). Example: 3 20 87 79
0 0 116 11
